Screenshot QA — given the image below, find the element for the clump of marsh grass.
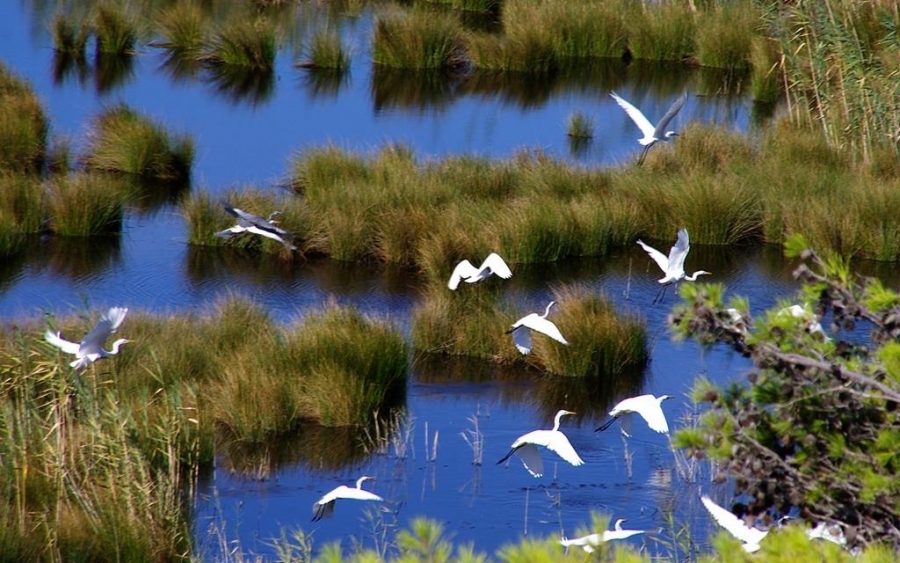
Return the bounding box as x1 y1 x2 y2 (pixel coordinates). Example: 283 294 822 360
183 188 306 255
83 104 194 181
94 3 138 55
536 285 648 377
0 63 49 174
296 29 350 70
45 172 127 236
373 7 465 70
566 111 594 139
153 2 206 60
412 285 509 359
201 19 276 71
749 36 781 103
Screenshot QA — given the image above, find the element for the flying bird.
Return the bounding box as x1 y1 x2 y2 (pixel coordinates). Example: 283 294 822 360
507 301 568 355
636 228 710 304
596 394 673 436
497 409 584 477
447 252 513 290
610 91 687 166
559 519 647 552
216 202 297 251
45 306 131 370
701 494 768 554
312 476 383 522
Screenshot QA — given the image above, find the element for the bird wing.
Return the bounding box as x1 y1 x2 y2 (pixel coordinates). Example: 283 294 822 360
481 253 512 280
223 202 292 236
104 307 129 332
510 325 533 355
448 260 478 290
653 92 688 138
636 240 669 274
701 495 768 546
215 226 242 238
513 443 545 477
45 330 80 355
632 400 669 434
603 529 645 541
520 317 568 345
341 489 384 502
246 226 297 250
668 229 690 274
78 308 126 356
560 534 602 552
544 432 584 467
312 499 336 521
610 92 655 139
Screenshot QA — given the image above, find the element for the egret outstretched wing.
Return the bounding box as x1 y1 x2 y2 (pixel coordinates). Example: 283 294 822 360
79 307 128 357
518 316 567 345
510 443 545 477
610 92 655 139
654 93 688 139
44 330 80 355
311 476 383 522
498 410 583 478
481 253 512 280
448 260 478 290
701 494 768 552
607 394 672 434
636 240 670 273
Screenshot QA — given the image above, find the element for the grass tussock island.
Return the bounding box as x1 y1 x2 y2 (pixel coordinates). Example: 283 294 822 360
83 104 194 181
412 283 648 376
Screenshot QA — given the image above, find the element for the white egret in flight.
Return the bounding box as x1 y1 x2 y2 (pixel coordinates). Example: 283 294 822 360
447 252 513 290
610 91 687 166
216 202 297 251
45 306 131 370
312 476 383 522
497 409 584 477
701 494 768 553
637 228 710 304
559 519 647 552
507 301 568 355
596 394 673 436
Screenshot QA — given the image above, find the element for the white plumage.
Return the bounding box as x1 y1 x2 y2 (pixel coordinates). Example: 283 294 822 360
216 202 297 251
312 475 383 522
610 91 687 165
508 300 568 355
778 304 830 341
701 494 769 553
45 306 130 370
637 228 710 303
596 394 673 436
447 252 513 290
497 409 584 478
559 519 647 553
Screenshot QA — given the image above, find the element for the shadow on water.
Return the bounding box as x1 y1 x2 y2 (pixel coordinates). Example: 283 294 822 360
41 235 123 282
129 176 191 216
0 240 36 294
156 48 203 84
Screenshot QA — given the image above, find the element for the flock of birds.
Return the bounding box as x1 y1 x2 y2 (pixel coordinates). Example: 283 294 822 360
37 95 845 554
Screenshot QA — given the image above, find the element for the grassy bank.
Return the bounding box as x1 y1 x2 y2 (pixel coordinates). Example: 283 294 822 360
0 64 48 174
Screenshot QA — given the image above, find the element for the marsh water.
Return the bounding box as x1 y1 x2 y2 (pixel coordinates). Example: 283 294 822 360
2 1 895 560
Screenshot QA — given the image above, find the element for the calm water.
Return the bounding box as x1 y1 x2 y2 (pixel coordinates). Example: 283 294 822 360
0 1 874 559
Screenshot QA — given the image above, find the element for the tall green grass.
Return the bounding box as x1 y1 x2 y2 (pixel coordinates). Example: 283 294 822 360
695 2 758 71
153 2 205 59
45 172 126 236
0 174 43 255
298 29 350 70
0 328 196 562
0 64 48 174
625 1 696 62
373 7 465 70
51 14 90 57
83 104 194 181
